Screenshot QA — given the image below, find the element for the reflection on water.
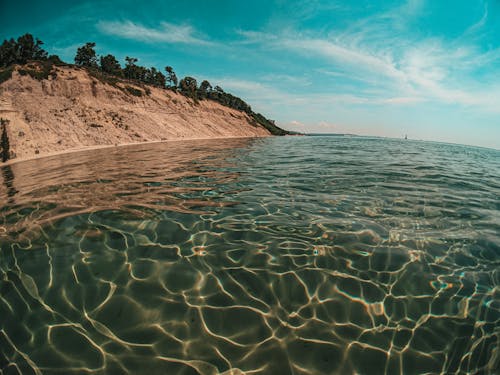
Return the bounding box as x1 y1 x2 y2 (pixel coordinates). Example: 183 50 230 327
1 165 17 204
0 136 499 374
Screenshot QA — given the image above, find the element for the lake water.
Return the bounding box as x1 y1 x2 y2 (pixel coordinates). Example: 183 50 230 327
0 136 499 374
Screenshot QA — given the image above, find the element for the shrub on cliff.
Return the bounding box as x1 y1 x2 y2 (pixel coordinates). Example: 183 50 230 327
205 85 252 114
47 54 65 66
0 67 14 84
251 113 287 135
17 60 56 81
124 85 143 97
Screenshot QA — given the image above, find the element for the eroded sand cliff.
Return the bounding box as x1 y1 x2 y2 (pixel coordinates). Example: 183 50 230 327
0 65 270 161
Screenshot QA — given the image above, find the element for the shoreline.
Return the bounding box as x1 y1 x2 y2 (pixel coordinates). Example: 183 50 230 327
2 134 271 167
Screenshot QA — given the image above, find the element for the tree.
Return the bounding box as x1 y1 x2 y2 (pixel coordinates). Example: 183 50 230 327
0 34 48 67
155 71 167 87
145 67 158 85
179 76 197 100
74 42 98 68
198 80 212 99
123 56 138 79
0 118 10 162
125 56 138 67
165 66 178 88
16 34 47 63
100 54 121 75
0 39 16 67
135 65 148 81
148 68 166 88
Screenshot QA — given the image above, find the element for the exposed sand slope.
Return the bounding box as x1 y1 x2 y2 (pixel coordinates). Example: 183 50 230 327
0 66 270 160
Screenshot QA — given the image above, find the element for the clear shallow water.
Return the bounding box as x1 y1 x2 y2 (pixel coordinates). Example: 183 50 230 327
0 136 499 375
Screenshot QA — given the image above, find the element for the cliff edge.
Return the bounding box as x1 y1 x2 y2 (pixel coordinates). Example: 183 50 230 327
0 64 272 161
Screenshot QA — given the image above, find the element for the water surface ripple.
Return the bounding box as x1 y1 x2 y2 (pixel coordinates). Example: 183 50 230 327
0 136 499 374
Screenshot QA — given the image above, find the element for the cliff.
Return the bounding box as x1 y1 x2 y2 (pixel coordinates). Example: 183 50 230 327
0 64 271 161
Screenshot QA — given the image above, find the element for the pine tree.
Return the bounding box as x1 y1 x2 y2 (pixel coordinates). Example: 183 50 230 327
165 66 178 88
74 42 98 68
100 54 121 75
0 34 48 67
123 56 138 80
179 76 197 100
198 80 212 99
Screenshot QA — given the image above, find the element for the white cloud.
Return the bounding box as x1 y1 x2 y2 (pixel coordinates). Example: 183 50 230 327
97 20 213 45
50 43 83 58
205 78 294 103
382 96 424 104
284 37 405 81
236 21 500 112
261 73 311 86
289 120 305 127
464 3 489 36
208 77 425 109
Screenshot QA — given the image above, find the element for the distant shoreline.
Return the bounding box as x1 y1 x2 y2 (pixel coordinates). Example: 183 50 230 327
304 133 500 151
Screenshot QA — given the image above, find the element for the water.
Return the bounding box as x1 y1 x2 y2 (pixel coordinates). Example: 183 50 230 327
0 136 499 375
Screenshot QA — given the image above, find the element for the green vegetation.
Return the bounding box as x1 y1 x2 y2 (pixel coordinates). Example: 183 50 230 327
18 60 56 81
100 54 122 76
1 118 10 162
0 34 48 67
0 66 14 84
124 85 143 97
206 86 251 113
165 66 178 89
74 42 98 68
0 33 58 81
198 80 212 100
179 76 198 101
47 54 66 66
251 112 289 136
0 33 290 135
122 56 167 88
87 68 120 87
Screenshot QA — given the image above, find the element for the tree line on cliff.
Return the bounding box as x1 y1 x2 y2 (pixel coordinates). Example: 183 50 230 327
0 34 288 135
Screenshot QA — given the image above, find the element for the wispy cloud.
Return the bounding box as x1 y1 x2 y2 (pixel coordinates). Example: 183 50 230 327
261 73 312 87
50 43 83 59
289 120 305 127
205 78 297 105
283 37 405 81
382 96 424 105
464 3 488 36
237 17 500 112
97 20 213 45
208 77 426 108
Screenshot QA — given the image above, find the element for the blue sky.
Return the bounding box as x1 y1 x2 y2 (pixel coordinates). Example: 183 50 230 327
1 0 500 149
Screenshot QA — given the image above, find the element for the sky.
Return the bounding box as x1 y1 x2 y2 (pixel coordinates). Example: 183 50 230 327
1 0 500 149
